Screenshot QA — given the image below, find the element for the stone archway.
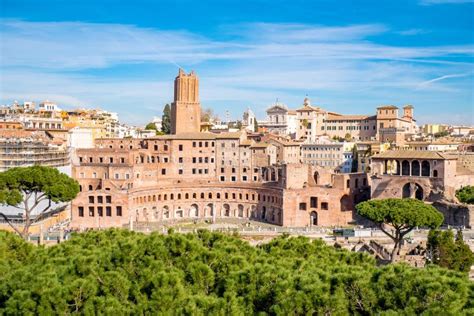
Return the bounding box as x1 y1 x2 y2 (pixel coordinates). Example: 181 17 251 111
205 203 214 217
189 204 199 217
238 204 244 217
162 206 170 219
223 204 230 217
310 211 318 226
402 183 424 200
340 195 351 211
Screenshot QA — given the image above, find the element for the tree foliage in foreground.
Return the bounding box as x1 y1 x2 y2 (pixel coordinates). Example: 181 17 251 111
357 198 444 261
0 230 472 315
0 166 80 239
456 186 474 204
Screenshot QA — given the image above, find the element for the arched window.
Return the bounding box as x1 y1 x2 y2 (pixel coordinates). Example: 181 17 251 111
421 161 430 177
411 161 420 176
190 204 199 217
88 185 93 191
402 160 410 176
185 193 189 199
340 195 351 211
208 193 212 199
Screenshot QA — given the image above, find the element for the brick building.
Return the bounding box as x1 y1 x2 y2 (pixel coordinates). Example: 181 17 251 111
70 70 369 229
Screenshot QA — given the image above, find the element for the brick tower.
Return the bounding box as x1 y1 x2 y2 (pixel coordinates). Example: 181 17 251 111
171 69 201 134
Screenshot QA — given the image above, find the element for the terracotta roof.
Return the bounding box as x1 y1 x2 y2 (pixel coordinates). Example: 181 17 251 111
215 131 243 139
325 114 374 121
377 105 399 109
154 132 216 140
287 110 297 115
296 105 319 112
239 139 252 146
403 105 414 109
250 142 270 148
372 150 451 160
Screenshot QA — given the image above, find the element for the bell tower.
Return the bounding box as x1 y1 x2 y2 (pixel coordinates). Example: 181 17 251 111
171 69 201 134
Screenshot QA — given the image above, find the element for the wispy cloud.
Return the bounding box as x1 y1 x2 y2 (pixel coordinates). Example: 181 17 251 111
417 73 472 88
397 28 429 36
0 19 473 125
419 0 474 5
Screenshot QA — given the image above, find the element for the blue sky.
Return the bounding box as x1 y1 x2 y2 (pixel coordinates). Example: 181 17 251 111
0 0 473 126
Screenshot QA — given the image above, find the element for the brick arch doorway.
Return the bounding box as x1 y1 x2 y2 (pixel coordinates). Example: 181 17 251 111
310 211 318 226
402 183 423 200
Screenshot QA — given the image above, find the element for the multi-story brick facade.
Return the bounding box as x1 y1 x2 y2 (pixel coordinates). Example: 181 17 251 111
70 70 369 229
370 150 474 202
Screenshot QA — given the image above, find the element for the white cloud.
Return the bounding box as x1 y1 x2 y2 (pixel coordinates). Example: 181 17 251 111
420 0 474 5
0 19 473 125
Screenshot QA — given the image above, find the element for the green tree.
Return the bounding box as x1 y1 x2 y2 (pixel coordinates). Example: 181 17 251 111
144 122 157 131
0 166 80 239
161 104 171 134
253 119 259 133
201 107 217 123
456 186 474 204
0 230 472 314
427 229 474 272
344 133 352 141
434 130 449 138
356 198 444 262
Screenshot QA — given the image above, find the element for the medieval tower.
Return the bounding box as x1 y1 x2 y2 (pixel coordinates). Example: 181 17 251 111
171 69 201 134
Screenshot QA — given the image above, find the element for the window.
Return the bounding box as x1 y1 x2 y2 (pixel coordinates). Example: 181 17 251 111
109 157 114 163
89 196 94 203
178 157 183 163
242 176 248 181
164 145 168 151
116 206 122 216
321 202 329 210
310 197 318 208
120 157 125 163
193 142 196 147
162 169 166 175
89 206 94 217
78 206 84 217
97 196 103 204
299 203 307 211
105 196 111 203
98 206 103 217
154 145 158 151
346 179 350 188
220 176 225 181
231 176 236 182
221 168 225 173
179 144 183 151
88 185 93 191
179 169 183 175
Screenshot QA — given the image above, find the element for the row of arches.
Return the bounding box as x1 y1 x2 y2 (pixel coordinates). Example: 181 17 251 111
132 191 282 206
383 159 436 177
134 203 283 224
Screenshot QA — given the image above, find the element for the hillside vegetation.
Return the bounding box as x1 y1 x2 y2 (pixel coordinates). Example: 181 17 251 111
0 229 472 315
